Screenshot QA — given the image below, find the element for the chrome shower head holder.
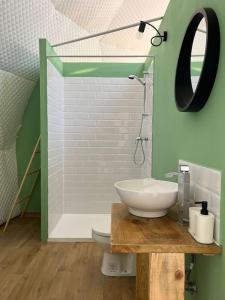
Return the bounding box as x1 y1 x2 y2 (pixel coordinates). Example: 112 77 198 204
128 75 145 86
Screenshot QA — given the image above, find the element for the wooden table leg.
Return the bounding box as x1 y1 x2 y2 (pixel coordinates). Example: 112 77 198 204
136 253 185 300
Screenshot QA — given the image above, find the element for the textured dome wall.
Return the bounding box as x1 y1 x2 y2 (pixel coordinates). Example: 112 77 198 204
51 0 169 58
0 70 35 223
0 0 102 224
0 0 102 80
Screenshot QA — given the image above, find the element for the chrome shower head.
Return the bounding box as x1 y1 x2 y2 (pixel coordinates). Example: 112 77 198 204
128 74 145 86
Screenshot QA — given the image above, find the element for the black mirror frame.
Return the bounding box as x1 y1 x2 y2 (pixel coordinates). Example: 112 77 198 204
175 8 220 112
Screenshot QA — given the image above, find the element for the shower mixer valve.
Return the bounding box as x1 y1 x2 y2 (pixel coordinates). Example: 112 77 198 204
136 136 150 142
142 113 149 117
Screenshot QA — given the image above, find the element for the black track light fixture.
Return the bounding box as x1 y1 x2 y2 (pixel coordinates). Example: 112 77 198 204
137 21 167 47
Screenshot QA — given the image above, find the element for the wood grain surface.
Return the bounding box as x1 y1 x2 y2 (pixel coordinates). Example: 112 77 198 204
136 253 184 300
111 204 222 255
0 217 135 300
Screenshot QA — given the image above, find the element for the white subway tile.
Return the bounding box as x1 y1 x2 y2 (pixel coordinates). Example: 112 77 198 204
194 184 211 204
214 217 220 243
47 62 64 235
179 160 221 244
49 74 152 219
210 193 220 217
64 105 142 113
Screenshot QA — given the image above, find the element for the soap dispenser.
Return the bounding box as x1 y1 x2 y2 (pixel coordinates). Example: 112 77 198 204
194 201 214 244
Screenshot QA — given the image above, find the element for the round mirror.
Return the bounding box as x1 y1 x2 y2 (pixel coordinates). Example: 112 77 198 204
175 8 220 112
190 19 206 93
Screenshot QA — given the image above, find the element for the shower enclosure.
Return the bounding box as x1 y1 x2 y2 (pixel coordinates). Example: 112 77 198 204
45 58 153 240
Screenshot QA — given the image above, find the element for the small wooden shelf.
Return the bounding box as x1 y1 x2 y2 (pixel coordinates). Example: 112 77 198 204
111 203 221 255
111 204 222 300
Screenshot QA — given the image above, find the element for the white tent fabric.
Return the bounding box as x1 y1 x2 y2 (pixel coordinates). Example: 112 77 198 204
51 0 169 57
0 69 35 224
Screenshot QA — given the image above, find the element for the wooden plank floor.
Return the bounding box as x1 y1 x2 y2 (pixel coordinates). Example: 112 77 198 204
0 217 135 300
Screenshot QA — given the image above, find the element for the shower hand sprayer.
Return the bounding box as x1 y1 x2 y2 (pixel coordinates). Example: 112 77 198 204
128 73 150 166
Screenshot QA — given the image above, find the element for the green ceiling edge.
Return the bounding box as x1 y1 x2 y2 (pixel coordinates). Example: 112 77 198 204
63 62 145 77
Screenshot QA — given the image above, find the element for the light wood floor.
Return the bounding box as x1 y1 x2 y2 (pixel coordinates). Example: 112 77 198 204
0 217 135 300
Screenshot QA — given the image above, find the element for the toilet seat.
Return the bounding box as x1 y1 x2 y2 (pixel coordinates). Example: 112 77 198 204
92 216 111 245
92 215 111 237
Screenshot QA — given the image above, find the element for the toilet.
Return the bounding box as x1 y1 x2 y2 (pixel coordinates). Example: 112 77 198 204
92 215 136 276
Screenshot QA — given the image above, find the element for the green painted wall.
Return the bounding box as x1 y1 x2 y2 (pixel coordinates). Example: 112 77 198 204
16 82 40 212
63 62 144 77
16 38 64 220
191 61 203 76
40 39 48 241
39 39 63 241
146 1 225 299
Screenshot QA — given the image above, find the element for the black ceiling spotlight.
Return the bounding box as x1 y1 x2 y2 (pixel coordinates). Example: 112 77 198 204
137 21 167 47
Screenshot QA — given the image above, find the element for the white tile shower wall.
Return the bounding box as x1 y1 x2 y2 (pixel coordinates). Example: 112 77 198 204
64 77 152 214
179 160 221 244
47 62 64 234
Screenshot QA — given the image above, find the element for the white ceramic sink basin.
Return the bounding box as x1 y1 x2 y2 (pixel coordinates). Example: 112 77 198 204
114 178 178 218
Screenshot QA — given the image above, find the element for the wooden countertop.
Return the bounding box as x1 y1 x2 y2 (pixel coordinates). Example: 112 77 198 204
111 204 222 255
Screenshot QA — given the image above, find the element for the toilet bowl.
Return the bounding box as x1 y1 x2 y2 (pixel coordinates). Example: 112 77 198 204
92 215 136 277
